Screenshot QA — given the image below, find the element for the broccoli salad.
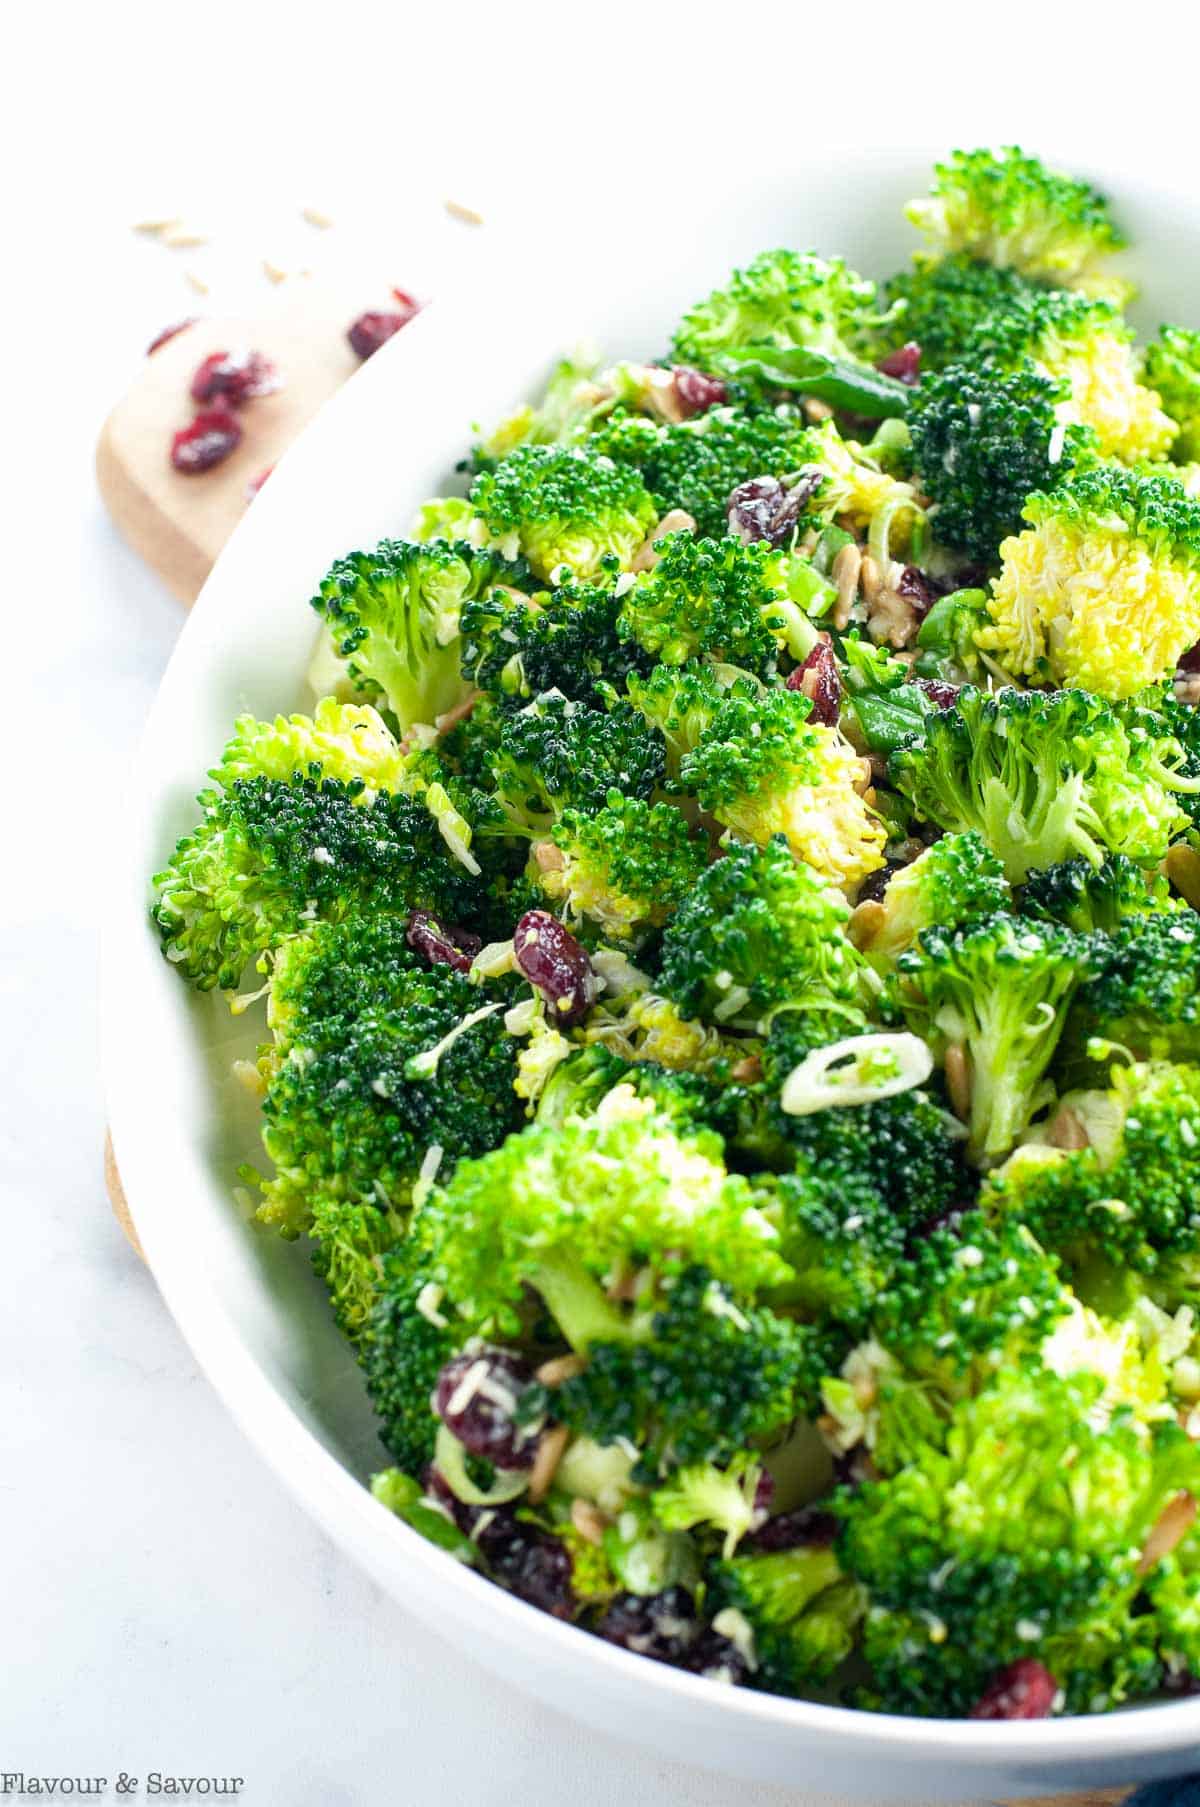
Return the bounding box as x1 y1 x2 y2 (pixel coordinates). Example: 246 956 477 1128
153 147 1200 1722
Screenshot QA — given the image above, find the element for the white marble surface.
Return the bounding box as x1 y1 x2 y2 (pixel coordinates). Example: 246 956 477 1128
6 9 1197 1801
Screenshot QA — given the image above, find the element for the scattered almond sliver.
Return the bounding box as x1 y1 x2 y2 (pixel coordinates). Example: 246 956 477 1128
301 205 335 229
445 198 484 226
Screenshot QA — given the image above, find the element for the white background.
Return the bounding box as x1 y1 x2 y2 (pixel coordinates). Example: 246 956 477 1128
5 6 1197 1803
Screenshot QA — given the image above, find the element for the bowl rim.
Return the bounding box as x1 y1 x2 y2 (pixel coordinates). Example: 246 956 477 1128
103 151 1200 1779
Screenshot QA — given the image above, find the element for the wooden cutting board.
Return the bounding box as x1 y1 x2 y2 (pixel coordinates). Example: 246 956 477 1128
95 278 367 605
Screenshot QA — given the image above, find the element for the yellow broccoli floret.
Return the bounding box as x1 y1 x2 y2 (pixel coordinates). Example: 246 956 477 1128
716 725 887 891
979 465 1200 699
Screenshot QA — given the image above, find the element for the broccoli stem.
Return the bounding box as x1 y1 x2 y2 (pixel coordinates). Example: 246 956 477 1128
530 1247 636 1351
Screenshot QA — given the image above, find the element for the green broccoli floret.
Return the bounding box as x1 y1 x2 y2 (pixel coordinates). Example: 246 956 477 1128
1143 327 1200 464
650 1452 766 1556
152 701 483 991
889 686 1198 883
671 248 888 372
482 691 665 838
850 832 1011 972
247 913 522 1237
1145 1531 1200 1686
592 403 820 540
981 462 1200 699
985 1060 1200 1292
884 254 1043 371
308 1194 405 1339
616 532 827 674
657 836 863 1030
908 357 1093 563
420 1083 790 1347
468 444 658 582
708 1541 865 1695
836 1367 1199 1717
360 1232 463 1473
631 666 886 890
1018 856 1184 934
310 539 518 734
537 1265 834 1480
473 350 611 464
891 912 1089 1163
905 146 1130 298
533 790 707 943
1067 912 1200 1066
459 576 651 706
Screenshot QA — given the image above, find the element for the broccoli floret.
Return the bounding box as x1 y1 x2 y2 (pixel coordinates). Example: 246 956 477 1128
1145 1530 1200 1687
1143 326 1200 464
884 254 1043 372
905 146 1130 298
836 1367 1199 1717
592 403 819 540
1067 912 1200 1068
980 463 1200 698
481 691 665 838
707 1541 865 1695
311 539 518 735
459 577 651 706
1018 855 1184 934
985 1060 1200 1290
615 532 824 675
657 836 863 1030
966 287 1174 465
152 701 483 991
361 1233 462 1471
659 675 886 890
908 357 1093 563
850 831 1010 972
539 1265 833 1480
533 790 706 943
650 1452 766 1557
247 914 522 1236
474 350 611 463
420 1083 790 1346
671 249 887 371
891 912 1089 1163
468 445 658 582
308 1194 405 1339
889 686 1197 882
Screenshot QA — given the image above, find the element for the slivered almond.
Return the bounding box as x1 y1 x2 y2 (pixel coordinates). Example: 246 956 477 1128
831 543 861 630
527 1424 571 1504
535 1352 586 1386
1139 1490 1197 1575
1047 1105 1090 1151
944 1041 971 1121
1167 842 1200 912
570 1499 608 1545
849 898 886 951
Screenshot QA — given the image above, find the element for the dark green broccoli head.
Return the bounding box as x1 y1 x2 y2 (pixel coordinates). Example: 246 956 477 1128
836 1368 1197 1717
536 790 707 944
311 538 517 734
468 444 658 581
852 831 1011 972
708 1541 864 1696
591 404 820 540
249 913 522 1237
535 1265 837 1481
483 692 666 837
1018 855 1183 935
908 356 1093 562
1142 325 1200 462
152 774 483 992
1067 911 1200 1067
985 1060 1200 1285
671 248 886 370
884 254 1044 371
657 836 862 1030
361 1230 462 1473
892 912 1090 1163
889 685 1197 884
459 575 652 706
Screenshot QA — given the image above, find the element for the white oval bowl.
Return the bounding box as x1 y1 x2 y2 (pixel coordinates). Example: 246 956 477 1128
104 150 1200 1801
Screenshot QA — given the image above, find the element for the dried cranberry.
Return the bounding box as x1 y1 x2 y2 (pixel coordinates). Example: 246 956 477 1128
598 1588 700 1664
170 402 243 474
246 465 274 503
748 1506 839 1553
727 470 822 547
855 865 893 905
434 1343 539 1470
190 348 280 407
147 318 197 356
348 300 420 361
514 910 596 1026
910 675 960 711
1180 642 1200 674
406 909 482 974
895 566 941 619
831 1448 876 1489
877 342 922 386
682 1628 752 1686
474 1510 576 1618
673 367 727 416
969 1658 1059 1721
787 638 841 726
